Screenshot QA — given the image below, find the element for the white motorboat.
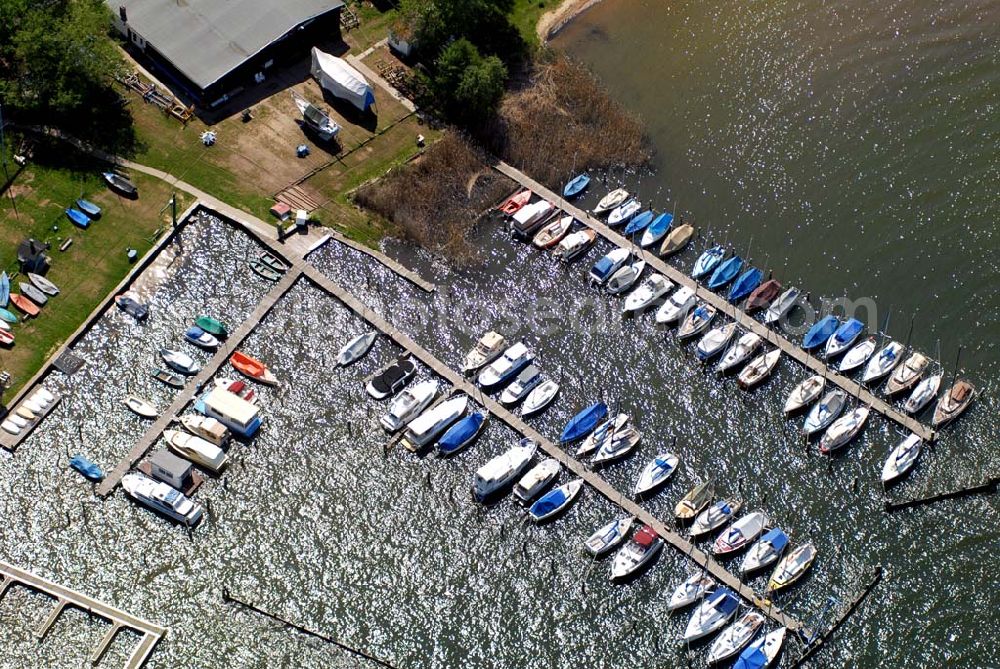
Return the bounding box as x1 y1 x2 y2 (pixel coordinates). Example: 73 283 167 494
592 425 642 466
500 364 542 406
861 341 903 384
403 395 468 449
763 287 800 325
696 323 738 360
904 373 941 414
163 429 227 472
461 331 505 374
511 200 555 237
607 198 641 226
160 348 200 375
606 259 646 294
690 499 743 538
838 336 877 373
472 439 537 500
783 375 826 414
677 302 717 339
184 327 220 350
740 528 789 574
179 415 230 446
717 332 762 374
881 433 923 483
610 524 663 580
819 406 870 454
803 389 847 436
293 93 340 140
380 379 439 432
122 472 203 526
337 331 378 366
737 350 781 389
712 511 767 555
734 627 787 669
633 452 680 496
513 457 560 502
589 247 631 285
521 379 559 417
683 588 739 642
576 413 628 457
654 286 696 325
593 188 629 215
124 395 157 419
554 229 597 261
478 341 533 389
885 352 929 395
623 274 672 314
583 516 634 557
707 611 765 665
667 572 715 611
366 357 417 400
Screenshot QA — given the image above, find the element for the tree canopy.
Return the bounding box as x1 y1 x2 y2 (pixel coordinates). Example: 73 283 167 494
433 39 507 124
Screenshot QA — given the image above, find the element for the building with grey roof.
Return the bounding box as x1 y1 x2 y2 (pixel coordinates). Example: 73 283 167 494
110 0 346 107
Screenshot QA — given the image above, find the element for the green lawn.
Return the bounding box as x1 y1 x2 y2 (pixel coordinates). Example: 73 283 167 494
0 135 190 397
511 0 554 48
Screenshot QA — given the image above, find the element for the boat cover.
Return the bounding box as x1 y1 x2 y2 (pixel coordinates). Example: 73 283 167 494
311 48 375 112
734 644 769 669
635 525 658 546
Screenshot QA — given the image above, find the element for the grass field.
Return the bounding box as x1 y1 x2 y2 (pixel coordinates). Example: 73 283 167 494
0 137 191 397
511 0 555 47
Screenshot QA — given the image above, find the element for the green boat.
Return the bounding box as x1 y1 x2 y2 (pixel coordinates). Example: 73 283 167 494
249 259 281 282
195 315 229 338
258 251 289 274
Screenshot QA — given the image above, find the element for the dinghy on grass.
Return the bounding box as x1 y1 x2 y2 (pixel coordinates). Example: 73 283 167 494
28 273 59 296
76 198 101 217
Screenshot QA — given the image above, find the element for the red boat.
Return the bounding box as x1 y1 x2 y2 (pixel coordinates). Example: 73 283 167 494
10 294 39 317
498 189 531 216
744 279 782 313
230 351 278 386
0 330 13 346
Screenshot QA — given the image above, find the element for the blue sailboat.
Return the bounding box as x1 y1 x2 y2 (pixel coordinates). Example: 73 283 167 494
692 246 725 278
727 267 763 302
560 402 608 443
824 318 864 357
437 412 486 455
69 455 104 482
75 198 102 217
707 255 743 290
562 173 590 198
65 207 90 229
528 479 583 522
0 272 9 307
623 210 654 235
639 212 672 247
802 315 840 350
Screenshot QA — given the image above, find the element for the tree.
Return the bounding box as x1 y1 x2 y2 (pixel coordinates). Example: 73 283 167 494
398 0 524 64
432 39 507 123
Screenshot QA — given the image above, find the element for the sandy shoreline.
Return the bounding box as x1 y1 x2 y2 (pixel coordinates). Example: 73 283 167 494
536 0 607 42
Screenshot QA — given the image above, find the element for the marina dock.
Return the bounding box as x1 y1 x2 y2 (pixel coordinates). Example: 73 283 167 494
0 560 166 668
493 161 936 443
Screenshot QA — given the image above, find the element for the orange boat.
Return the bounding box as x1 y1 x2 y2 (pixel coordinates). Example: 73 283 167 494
230 351 278 386
10 294 39 317
498 189 531 216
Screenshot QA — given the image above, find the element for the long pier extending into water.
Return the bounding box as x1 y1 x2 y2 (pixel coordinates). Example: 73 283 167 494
0 560 166 668
492 162 935 443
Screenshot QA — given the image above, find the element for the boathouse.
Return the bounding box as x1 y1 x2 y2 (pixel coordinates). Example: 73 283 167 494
109 0 346 107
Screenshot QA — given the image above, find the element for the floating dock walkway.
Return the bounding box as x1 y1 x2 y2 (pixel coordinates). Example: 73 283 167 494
493 161 935 443
0 560 166 668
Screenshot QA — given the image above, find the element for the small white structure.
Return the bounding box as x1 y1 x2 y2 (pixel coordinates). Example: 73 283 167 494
310 48 375 112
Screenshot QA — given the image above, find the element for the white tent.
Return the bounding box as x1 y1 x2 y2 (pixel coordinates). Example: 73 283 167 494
310 47 375 112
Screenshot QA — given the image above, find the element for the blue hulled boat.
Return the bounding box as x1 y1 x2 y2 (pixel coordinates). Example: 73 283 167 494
65 207 90 229
692 246 725 278
437 412 486 455
0 272 9 307
75 198 102 217
70 455 104 482
623 210 654 235
640 212 672 247
802 315 840 350
563 174 590 198
560 402 608 443
707 255 743 290
728 267 763 302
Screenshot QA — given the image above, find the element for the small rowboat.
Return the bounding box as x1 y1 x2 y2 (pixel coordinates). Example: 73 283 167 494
531 215 573 249
737 349 781 389
231 351 278 385
249 259 282 282
593 188 630 215
184 326 220 350
115 294 149 321
259 251 289 273
783 375 826 414
0 330 13 346
69 455 104 482
932 379 975 427
10 294 39 316
76 198 101 217
0 308 15 324
65 207 90 228
563 173 590 199
767 543 817 592
124 396 157 418
0 272 8 306
337 331 378 366
583 516 634 557
151 367 185 388
195 316 229 338
19 282 47 306
103 172 138 197
160 348 200 375
498 189 531 216
659 223 694 256
28 273 59 296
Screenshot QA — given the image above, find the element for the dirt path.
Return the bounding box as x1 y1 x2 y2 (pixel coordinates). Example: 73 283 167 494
536 0 607 42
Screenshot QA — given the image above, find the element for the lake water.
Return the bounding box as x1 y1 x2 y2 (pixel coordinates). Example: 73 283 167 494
0 1 997 665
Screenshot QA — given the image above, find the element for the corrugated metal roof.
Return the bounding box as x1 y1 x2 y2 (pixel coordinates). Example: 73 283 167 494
115 0 345 90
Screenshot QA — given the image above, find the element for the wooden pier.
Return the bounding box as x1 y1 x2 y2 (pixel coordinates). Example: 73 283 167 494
95 268 301 497
492 162 935 443
0 560 166 668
